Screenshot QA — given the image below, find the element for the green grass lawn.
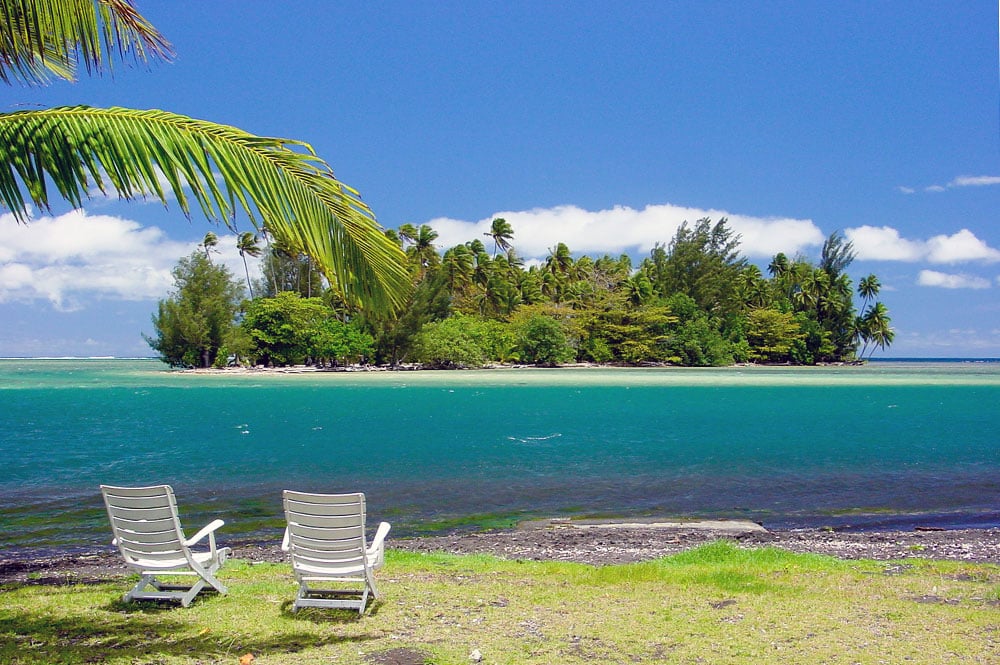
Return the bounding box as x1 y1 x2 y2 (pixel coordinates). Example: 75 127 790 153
2 541 998 664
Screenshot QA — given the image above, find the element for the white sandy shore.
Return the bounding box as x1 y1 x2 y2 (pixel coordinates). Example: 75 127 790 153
176 362 1000 388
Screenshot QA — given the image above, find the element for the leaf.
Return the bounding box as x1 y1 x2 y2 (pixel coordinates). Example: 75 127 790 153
0 0 174 85
0 106 410 314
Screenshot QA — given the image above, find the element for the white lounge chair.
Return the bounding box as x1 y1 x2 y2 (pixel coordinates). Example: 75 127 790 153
281 490 390 614
100 484 231 607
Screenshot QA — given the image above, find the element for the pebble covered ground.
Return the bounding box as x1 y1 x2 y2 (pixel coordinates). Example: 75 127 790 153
3 525 998 585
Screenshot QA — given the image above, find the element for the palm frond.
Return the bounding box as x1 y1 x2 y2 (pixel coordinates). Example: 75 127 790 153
0 0 173 85
0 106 411 313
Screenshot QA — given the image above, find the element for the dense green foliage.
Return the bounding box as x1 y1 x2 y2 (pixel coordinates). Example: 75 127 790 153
366 216 892 367
240 292 373 367
144 251 245 368
411 315 489 368
150 215 893 368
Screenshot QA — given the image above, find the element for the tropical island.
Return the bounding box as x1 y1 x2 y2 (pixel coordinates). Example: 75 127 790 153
146 217 893 370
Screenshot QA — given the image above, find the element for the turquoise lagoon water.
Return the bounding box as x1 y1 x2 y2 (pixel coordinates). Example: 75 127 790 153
1 358 998 558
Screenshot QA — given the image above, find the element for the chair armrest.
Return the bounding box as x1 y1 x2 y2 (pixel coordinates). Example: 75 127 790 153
184 519 225 547
368 521 391 551
281 527 291 552
366 522 391 568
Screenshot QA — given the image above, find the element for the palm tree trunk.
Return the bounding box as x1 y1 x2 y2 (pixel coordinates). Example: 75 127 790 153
242 256 254 298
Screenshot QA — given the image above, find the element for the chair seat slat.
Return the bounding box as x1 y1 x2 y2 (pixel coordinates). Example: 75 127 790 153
284 491 364 506
117 537 184 553
104 495 175 510
285 501 363 517
287 513 363 529
111 519 178 535
107 505 177 521
288 523 364 541
121 547 186 562
290 529 365 549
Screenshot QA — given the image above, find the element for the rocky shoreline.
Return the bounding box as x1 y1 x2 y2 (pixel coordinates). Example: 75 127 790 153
390 523 1000 566
3 522 998 586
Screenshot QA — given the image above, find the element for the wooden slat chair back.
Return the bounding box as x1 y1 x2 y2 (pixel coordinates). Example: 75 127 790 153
100 484 230 607
282 490 390 614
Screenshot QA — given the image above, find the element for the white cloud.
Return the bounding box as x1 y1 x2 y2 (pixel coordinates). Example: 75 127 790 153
0 209 260 309
427 203 824 260
846 226 924 261
916 270 991 290
901 174 1000 193
949 175 1000 188
847 226 1000 264
925 229 1000 263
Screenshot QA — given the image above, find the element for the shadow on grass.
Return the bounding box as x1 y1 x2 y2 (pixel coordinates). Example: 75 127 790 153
0 602 380 664
280 599 385 623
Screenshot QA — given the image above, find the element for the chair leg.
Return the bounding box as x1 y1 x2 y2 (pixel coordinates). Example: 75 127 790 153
179 579 207 607
124 574 158 603
358 586 370 616
291 582 308 613
202 564 228 594
123 571 222 606
366 570 380 600
292 580 375 614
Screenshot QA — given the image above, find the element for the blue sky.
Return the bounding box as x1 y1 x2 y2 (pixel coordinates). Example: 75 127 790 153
1 1 998 357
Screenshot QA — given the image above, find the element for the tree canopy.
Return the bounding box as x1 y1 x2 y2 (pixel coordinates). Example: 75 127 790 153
144 251 244 368
365 218 891 367
149 214 894 369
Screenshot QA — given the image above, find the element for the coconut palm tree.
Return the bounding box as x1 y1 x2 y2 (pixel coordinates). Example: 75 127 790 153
623 272 652 307
398 223 418 248
465 238 487 256
767 252 789 278
860 301 893 359
0 0 409 315
471 250 493 296
403 224 439 279
236 232 262 297
793 268 828 312
441 244 474 294
484 217 514 259
504 247 525 272
200 231 219 263
518 270 544 305
736 264 767 308
546 243 574 277
858 274 881 311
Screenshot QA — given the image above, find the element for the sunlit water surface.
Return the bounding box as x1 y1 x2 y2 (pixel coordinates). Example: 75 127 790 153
2 358 998 558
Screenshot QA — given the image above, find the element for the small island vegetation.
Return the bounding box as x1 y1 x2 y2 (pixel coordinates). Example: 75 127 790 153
146 218 894 369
